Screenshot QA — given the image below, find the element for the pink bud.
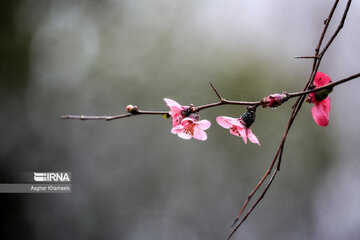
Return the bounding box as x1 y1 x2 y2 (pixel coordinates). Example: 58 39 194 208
126 105 134 112
126 105 138 113
261 93 289 108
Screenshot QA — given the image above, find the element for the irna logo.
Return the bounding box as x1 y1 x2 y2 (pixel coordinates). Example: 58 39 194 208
34 172 71 182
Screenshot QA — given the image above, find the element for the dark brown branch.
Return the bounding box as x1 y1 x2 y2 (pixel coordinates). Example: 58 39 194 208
230 71 360 228
289 72 360 98
310 0 352 88
106 110 169 121
196 100 260 112
294 55 319 59
316 0 339 54
60 111 168 121
229 93 305 239
228 169 279 240
60 115 129 120
209 82 224 102
60 3 356 238
228 1 353 238
231 141 284 227
61 73 360 122
319 0 352 59
312 0 339 70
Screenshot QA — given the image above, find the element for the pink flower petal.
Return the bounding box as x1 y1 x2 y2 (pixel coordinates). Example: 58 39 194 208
171 115 183 128
164 98 182 108
178 131 193 140
193 126 208 141
216 116 241 129
171 125 184 134
197 119 211 130
314 72 332 87
168 107 184 122
311 97 331 126
181 117 195 125
164 98 185 127
169 106 183 115
216 116 232 129
241 129 248 144
247 129 260 145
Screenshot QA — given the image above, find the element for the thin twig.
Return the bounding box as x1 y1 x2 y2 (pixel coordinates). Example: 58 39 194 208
231 142 284 227
294 55 319 59
228 169 279 240
312 0 339 71
319 0 352 59
61 73 360 122
106 110 169 121
196 100 260 112
209 82 224 101
60 111 168 121
310 0 352 88
60 115 124 120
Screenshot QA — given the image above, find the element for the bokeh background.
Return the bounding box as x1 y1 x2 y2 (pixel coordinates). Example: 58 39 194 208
1 0 360 239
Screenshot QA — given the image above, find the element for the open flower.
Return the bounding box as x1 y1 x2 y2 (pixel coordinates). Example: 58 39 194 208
307 72 332 127
171 117 211 141
216 116 260 145
164 98 188 127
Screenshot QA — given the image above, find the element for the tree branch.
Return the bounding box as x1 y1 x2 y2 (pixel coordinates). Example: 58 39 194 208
61 73 360 121
59 2 357 238
228 1 353 238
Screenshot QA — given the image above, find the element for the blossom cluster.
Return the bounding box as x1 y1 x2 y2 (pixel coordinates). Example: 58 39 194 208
164 72 332 144
164 98 211 141
164 98 260 144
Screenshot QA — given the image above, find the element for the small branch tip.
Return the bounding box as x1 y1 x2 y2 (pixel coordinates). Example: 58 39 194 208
209 82 224 101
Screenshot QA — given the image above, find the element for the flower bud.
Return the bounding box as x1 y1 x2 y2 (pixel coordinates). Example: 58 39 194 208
125 104 138 114
261 93 289 108
126 105 134 112
240 107 256 128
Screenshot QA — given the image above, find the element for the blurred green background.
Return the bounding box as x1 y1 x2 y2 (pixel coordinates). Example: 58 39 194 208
1 1 360 239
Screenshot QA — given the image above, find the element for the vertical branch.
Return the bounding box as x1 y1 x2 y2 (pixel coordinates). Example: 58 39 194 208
311 0 352 87
319 0 352 58
228 169 279 240
312 0 339 71
228 1 353 239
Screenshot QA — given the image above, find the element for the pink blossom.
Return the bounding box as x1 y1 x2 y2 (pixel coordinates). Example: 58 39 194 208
216 116 260 145
171 117 211 141
307 72 332 127
164 98 187 127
